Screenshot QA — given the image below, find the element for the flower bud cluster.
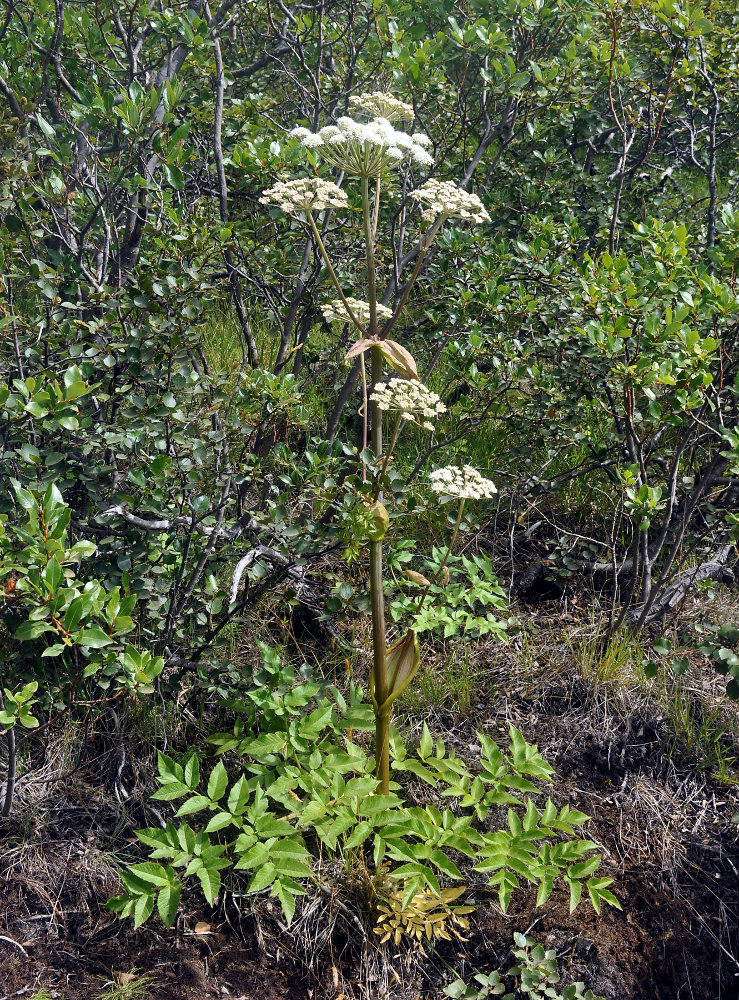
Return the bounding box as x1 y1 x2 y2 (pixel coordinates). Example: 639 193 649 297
410 180 490 224
259 177 348 215
322 298 393 326
348 92 414 123
370 378 447 431
429 465 497 500
290 116 433 177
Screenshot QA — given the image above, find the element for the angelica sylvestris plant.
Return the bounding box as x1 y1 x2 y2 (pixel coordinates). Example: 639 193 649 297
261 93 494 793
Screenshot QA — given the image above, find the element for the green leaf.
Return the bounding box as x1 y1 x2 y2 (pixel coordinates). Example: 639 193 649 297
63 598 84 633
163 163 185 190
247 863 276 893
567 855 602 880
255 816 296 838
11 482 36 510
235 841 271 870
15 620 55 641
204 812 235 833
207 760 228 802
157 879 181 926
227 775 250 815
569 879 583 913
401 875 425 912
536 874 553 907
273 856 312 879
184 753 200 790
670 656 690 676
430 849 463 879
37 114 56 138
717 624 739 645
644 659 659 680
127 863 171 886
43 557 62 592
136 828 177 852
343 821 372 850
79 626 114 648
419 722 433 760
198 865 221 905
151 781 191 801
133 892 155 929
175 794 210 816
273 878 297 924
389 863 440 896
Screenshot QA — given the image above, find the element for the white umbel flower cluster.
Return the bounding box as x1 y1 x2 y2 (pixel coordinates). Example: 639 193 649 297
429 465 498 500
348 92 414 123
410 180 490 224
259 177 348 215
322 298 393 326
370 378 447 431
290 116 434 177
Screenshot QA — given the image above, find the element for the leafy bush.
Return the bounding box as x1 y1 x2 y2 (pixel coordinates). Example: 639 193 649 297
0 482 160 812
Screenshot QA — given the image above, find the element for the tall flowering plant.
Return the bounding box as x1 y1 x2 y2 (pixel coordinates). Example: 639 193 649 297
261 94 495 793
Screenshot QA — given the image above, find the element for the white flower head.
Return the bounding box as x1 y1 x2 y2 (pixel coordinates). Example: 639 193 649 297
289 115 435 178
322 298 393 326
410 179 491 224
348 92 415 123
259 177 348 216
319 125 342 141
411 145 434 167
429 465 497 500
370 378 447 431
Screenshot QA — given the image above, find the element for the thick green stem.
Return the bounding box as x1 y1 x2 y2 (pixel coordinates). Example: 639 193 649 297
363 173 388 790
369 344 388 791
369 535 389 793
375 712 390 798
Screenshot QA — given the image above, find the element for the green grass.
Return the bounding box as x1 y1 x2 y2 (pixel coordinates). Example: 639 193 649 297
200 301 281 379
400 642 482 717
666 686 739 784
566 620 644 690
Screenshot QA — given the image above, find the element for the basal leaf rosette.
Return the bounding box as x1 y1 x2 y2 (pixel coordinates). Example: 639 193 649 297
370 378 447 431
429 465 498 501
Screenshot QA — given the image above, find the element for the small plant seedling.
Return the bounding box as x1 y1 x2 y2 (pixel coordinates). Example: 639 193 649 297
98 969 156 1000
